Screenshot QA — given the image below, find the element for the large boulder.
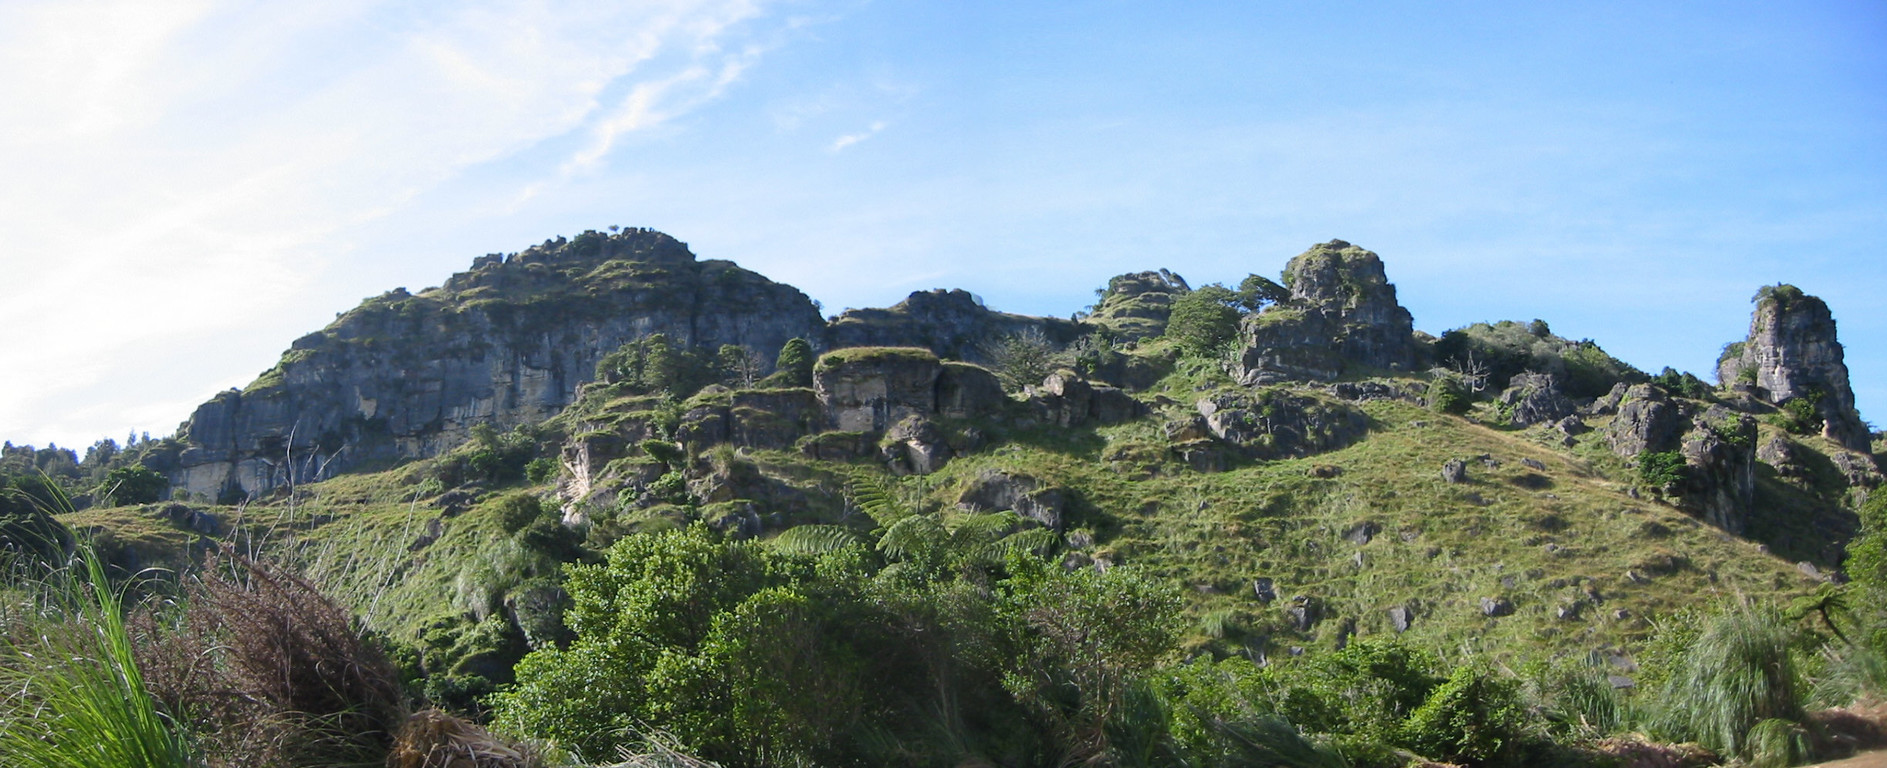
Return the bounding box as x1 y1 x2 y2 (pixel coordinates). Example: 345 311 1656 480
1677 406 1758 535
1231 241 1417 385
826 288 1083 362
1717 285 1871 452
957 469 1069 531
1027 372 1147 428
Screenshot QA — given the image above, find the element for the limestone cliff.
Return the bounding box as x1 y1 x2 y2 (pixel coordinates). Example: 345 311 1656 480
1717 285 1871 453
1232 240 1418 384
174 229 824 500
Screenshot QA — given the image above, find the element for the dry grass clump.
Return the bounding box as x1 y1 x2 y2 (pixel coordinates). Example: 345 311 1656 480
388 708 544 768
134 550 405 767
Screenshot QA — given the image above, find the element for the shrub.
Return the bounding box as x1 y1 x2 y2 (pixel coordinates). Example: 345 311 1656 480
771 337 814 388
1399 664 1528 766
100 465 168 506
1427 375 1471 415
1775 393 1825 435
1638 451 1687 492
1164 284 1241 358
981 327 1069 392
524 456 559 484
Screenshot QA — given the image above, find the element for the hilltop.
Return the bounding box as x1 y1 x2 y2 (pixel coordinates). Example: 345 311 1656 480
12 227 1884 767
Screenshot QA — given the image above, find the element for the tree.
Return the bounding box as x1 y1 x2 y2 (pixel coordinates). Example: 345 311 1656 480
1234 274 1290 313
100 465 167 506
981 327 1068 393
770 337 814 388
717 344 764 388
1164 284 1240 357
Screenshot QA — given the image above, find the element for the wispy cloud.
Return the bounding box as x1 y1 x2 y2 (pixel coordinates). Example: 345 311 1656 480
830 120 888 152
0 0 799 447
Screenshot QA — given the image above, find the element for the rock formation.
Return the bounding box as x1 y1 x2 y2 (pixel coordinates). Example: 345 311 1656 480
827 289 1084 363
1499 373 1576 428
1231 241 1417 384
1084 270 1189 342
173 229 824 500
1717 285 1871 453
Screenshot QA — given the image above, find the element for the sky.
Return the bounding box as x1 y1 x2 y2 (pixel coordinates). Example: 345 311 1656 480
1 0 1883 454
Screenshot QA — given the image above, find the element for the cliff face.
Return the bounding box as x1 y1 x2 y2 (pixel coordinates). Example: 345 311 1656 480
1232 240 1417 384
174 229 824 500
1718 286 1870 453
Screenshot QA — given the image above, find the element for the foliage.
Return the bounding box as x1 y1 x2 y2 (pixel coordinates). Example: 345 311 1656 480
1434 321 1642 399
1651 367 1712 400
1398 664 1527 766
981 327 1071 393
0 475 73 565
1648 603 1805 758
1234 274 1291 312
1163 284 1241 358
595 334 717 399
768 337 814 388
100 465 169 506
1774 392 1825 435
1427 374 1472 415
437 424 541 486
1637 450 1688 492
0 545 194 768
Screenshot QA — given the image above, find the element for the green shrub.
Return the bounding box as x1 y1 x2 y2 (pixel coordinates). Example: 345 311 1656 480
1637 451 1687 491
524 456 559 483
490 492 545 534
1164 284 1241 358
1399 664 1528 766
99 465 168 506
1427 376 1471 415
1775 393 1825 435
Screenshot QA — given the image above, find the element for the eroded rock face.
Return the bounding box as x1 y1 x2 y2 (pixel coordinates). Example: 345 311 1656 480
881 415 954 476
174 229 823 499
814 348 946 432
1232 241 1417 385
1500 373 1575 427
1717 286 1870 452
1678 406 1757 536
957 469 1068 531
1194 389 1370 460
1027 372 1146 428
1085 270 1190 342
827 289 1083 362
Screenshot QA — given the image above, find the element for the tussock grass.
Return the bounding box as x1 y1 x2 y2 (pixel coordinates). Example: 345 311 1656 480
0 547 193 768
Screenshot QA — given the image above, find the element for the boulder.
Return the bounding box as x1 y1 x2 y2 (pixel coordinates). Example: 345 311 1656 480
936 362 1008 420
814 347 943 432
826 288 1083 361
881 415 954 476
1677 406 1757 535
1085 270 1190 342
1480 597 1516 617
1388 606 1412 633
957 469 1069 531
1606 385 1687 459
1441 459 1468 484
1027 372 1147 428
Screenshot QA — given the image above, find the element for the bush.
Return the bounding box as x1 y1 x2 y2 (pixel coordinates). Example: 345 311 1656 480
771 337 814 388
1638 451 1687 492
1399 664 1528 766
1775 393 1825 435
100 465 168 506
1164 284 1241 358
981 327 1069 392
1428 376 1471 415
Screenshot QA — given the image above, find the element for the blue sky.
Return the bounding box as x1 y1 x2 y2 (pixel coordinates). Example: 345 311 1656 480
1 0 1882 452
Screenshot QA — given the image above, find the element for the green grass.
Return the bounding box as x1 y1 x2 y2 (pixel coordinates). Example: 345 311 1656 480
0 547 193 768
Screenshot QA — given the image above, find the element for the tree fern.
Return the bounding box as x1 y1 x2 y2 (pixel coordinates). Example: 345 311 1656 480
770 525 865 557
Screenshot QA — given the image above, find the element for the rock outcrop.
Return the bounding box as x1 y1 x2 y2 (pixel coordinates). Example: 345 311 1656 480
1717 285 1871 452
1025 372 1147 428
827 289 1083 363
1084 270 1189 342
1231 241 1417 385
1677 406 1758 535
1606 385 1687 458
1499 373 1576 427
1191 389 1370 460
174 229 824 500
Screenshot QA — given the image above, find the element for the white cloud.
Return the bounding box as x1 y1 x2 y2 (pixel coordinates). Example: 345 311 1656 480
0 0 796 448
829 120 887 151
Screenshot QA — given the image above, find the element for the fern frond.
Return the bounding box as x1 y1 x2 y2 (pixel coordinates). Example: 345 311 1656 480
997 527 1060 557
845 470 911 527
770 525 864 557
879 515 947 561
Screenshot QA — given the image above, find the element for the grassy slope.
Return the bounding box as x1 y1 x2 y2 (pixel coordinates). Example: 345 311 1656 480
59 380 1841 669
